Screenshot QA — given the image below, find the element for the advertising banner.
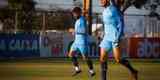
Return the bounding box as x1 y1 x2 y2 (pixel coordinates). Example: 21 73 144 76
128 38 160 58
39 32 65 57
0 33 40 58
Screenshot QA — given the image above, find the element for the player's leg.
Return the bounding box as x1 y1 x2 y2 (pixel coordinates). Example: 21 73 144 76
81 54 95 76
99 40 112 80
68 45 81 76
100 48 108 80
80 46 95 77
112 43 138 80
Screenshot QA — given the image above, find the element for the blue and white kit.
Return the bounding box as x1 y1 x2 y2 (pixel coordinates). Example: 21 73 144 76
100 1 124 51
71 16 89 55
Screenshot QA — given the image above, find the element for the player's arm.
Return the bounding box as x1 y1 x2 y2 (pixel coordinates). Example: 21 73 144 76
112 7 124 41
116 15 123 37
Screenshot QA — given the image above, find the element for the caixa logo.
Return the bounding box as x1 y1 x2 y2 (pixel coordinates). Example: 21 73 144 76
137 39 160 58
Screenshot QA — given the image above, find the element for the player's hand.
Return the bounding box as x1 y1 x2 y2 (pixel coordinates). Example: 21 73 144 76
67 52 72 57
68 52 72 58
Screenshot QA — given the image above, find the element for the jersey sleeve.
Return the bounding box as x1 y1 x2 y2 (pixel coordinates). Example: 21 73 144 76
111 6 124 38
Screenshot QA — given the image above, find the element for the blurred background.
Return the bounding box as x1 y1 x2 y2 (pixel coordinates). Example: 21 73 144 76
0 0 159 58
0 0 159 80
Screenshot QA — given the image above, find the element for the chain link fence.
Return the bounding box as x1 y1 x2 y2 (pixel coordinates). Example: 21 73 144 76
0 9 160 58
0 9 73 33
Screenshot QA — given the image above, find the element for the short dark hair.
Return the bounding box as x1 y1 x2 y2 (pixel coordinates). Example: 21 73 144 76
72 7 82 13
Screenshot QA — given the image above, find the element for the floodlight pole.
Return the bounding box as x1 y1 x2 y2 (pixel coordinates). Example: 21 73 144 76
83 0 92 35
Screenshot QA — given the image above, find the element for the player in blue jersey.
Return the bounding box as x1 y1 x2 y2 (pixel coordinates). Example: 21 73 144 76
99 0 138 80
68 7 95 77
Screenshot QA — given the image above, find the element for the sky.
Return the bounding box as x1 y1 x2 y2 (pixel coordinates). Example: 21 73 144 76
0 0 8 8
0 0 159 15
34 0 159 15
34 0 103 12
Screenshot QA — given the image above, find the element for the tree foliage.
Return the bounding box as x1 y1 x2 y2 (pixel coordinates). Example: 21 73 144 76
7 0 36 32
8 0 36 11
121 0 147 12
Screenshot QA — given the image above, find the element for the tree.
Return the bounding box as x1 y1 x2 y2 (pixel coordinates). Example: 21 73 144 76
45 9 73 30
121 0 147 12
8 0 36 11
145 0 160 20
115 0 160 19
8 0 36 32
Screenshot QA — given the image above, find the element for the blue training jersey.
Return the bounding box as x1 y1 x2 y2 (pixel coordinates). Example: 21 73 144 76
74 16 88 45
102 3 124 42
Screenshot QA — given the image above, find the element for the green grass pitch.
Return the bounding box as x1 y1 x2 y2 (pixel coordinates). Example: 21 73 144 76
0 58 160 80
